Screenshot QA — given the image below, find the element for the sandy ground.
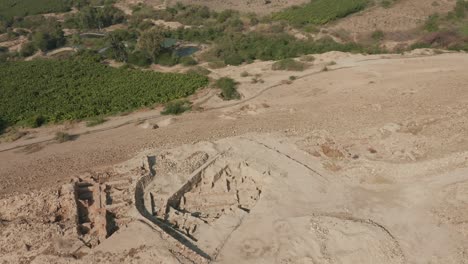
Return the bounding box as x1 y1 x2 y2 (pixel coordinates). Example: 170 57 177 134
115 0 166 15
1 51 468 263
0 35 28 52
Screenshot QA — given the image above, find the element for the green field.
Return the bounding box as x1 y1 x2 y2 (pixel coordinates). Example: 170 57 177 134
0 0 71 19
0 60 208 126
273 0 368 25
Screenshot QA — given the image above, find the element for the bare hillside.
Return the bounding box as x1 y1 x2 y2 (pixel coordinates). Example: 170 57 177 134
329 0 456 35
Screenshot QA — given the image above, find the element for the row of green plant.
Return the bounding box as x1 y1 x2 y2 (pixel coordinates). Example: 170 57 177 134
272 0 369 26
0 0 72 20
0 59 209 127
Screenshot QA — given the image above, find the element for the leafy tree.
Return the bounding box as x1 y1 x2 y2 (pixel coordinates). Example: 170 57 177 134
106 32 128 62
66 5 124 29
138 27 165 62
161 100 191 115
31 20 65 51
0 116 7 135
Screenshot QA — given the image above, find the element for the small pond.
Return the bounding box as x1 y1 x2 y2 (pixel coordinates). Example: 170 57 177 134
175 46 199 57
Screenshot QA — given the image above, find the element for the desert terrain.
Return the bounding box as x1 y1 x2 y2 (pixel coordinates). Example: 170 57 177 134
1 50 468 263
2 0 468 262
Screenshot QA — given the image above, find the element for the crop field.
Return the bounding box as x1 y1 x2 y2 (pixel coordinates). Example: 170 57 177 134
0 0 71 19
0 60 208 126
273 0 369 25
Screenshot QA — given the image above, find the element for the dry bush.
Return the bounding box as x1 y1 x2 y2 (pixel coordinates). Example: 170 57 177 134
418 31 466 48
55 132 73 143
272 59 307 71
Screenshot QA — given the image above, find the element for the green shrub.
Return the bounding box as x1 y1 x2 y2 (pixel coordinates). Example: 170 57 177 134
272 59 306 71
186 66 211 76
371 30 384 41
303 24 319 33
180 56 198 66
459 23 468 36
128 50 151 67
74 49 103 63
425 14 440 32
161 100 192 115
240 71 250 77
208 61 226 69
156 52 179 66
224 53 244 65
215 77 240 100
251 75 264 84
410 42 432 49
455 0 467 18
18 115 46 128
300 55 315 62
381 0 392 8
